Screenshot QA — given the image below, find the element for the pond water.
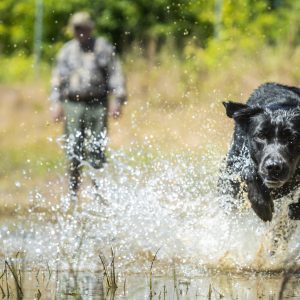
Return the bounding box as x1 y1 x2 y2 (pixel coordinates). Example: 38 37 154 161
2 270 300 299
1 149 300 299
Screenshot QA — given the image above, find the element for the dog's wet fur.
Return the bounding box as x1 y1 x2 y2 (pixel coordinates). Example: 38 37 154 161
220 82 300 222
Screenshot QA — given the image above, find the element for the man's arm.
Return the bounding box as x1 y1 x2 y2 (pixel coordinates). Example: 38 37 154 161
49 66 64 122
107 48 127 118
49 47 69 122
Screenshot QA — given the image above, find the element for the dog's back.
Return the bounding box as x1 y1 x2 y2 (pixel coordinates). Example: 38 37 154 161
247 82 300 107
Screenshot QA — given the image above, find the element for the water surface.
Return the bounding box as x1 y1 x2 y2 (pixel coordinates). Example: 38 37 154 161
1 149 300 299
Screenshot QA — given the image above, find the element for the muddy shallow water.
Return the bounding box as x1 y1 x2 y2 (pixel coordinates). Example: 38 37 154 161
2 149 300 299
2 269 300 299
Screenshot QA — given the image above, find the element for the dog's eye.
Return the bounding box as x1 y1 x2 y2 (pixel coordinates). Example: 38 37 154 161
255 132 266 141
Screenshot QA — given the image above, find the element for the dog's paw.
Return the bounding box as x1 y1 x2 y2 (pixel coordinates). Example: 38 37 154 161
251 200 273 222
288 203 300 220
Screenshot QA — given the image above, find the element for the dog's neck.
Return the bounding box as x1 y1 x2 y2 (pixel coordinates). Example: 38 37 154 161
294 167 300 180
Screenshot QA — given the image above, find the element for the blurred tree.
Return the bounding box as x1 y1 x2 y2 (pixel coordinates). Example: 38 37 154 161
0 0 299 62
0 0 35 55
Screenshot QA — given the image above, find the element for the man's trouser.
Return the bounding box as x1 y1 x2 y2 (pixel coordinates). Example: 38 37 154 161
62 101 108 194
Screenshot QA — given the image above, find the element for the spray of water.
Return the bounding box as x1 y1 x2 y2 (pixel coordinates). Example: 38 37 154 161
1 144 299 276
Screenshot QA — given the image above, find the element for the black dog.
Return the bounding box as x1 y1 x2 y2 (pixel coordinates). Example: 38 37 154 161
220 82 300 222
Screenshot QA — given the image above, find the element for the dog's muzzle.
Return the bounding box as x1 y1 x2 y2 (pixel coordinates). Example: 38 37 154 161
260 158 289 188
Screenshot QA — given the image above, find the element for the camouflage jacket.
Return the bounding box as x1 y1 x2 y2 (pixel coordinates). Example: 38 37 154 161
50 37 126 104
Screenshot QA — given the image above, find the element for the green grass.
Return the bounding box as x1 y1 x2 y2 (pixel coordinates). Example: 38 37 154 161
0 55 51 84
0 142 63 178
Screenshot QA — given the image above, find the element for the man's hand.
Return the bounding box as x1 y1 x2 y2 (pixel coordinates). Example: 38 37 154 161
109 99 123 119
51 102 64 123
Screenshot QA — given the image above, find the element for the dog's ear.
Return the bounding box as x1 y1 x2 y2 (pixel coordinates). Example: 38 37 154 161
223 101 248 118
223 101 263 123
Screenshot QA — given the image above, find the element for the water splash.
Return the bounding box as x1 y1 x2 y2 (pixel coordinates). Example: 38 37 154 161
1 147 300 275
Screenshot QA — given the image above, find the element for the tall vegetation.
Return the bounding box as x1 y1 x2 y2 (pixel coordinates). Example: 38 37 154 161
1 0 300 61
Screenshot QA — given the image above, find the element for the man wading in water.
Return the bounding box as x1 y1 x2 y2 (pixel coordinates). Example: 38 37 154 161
49 12 127 201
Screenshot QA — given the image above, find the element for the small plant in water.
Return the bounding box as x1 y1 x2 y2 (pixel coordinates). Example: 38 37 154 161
5 252 24 300
99 247 118 296
149 248 160 299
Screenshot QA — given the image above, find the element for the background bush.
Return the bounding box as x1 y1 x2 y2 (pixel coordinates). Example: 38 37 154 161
1 0 300 64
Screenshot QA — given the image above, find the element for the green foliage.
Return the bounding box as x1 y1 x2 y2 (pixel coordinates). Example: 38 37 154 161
0 0 300 67
183 0 300 73
0 55 50 83
0 55 34 82
0 0 35 55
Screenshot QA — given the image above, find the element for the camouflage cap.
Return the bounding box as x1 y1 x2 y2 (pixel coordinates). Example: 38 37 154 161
69 12 94 29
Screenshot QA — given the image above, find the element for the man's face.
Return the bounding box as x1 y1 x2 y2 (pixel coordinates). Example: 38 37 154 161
73 25 92 44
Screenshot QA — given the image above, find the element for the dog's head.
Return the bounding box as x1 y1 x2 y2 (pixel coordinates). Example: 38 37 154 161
224 101 300 189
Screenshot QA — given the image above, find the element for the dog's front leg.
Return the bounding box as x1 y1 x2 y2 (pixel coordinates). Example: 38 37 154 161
247 176 274 222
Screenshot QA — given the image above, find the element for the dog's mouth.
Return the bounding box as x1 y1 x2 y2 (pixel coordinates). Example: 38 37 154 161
259 165 290 188
263 179 286 188
259 171 288 188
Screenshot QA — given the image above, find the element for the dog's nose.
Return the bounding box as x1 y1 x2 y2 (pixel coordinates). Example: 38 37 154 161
266 160 282 172
264 159 285 176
